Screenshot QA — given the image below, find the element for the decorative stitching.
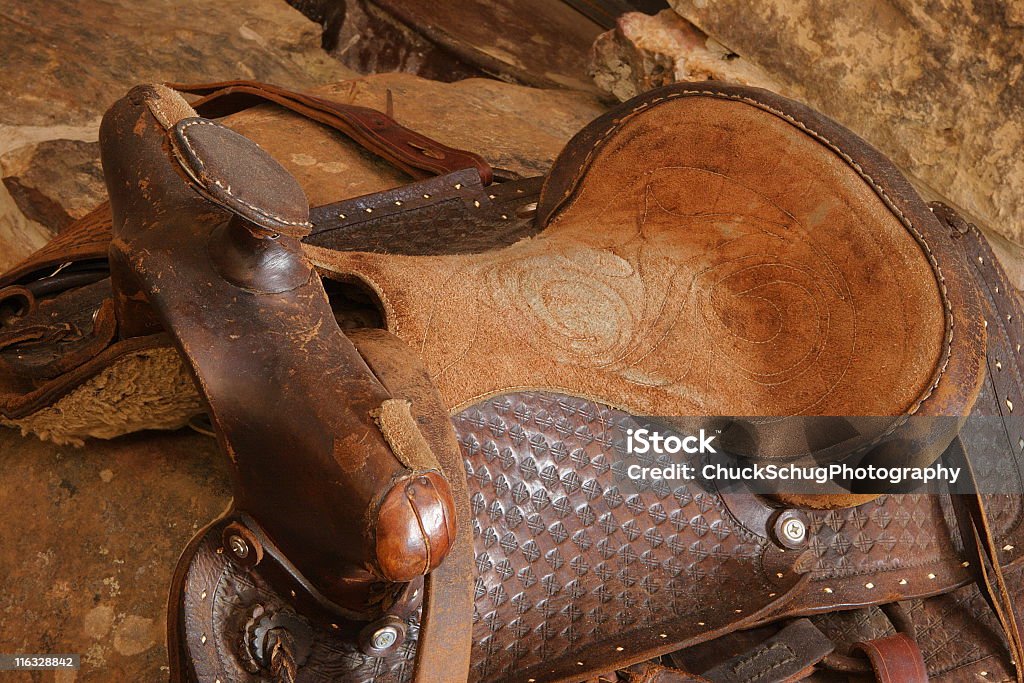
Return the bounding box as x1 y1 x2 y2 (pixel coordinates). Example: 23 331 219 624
550 88 955 431
176 119 312 231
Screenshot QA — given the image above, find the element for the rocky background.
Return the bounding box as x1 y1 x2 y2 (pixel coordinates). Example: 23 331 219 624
0 1 1021 681
590 0 1024 284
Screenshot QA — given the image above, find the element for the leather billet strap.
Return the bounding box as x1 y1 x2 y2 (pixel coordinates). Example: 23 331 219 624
950 438 1024 683
99 85 468 680
346 329 474 683
169 79 494 184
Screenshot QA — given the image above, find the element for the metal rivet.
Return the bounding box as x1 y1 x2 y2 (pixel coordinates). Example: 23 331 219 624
455 183 462 189
823 587 833 593
899 579 908 585
395 200 402 206
865 582 874 589
473 200 480 208
200 634 207 644
338 213 346 219
698 621 706 626
365 207 373 213
962 561 970 567
228 535 249 559
772 510 809 550
1005 545 1016 551
615 646 624 651
928 573 937 579
371 626 399 650
423 194 431 199
659 633 667 638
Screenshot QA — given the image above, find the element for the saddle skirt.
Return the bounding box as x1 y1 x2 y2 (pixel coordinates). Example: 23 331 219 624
0 78 1021 683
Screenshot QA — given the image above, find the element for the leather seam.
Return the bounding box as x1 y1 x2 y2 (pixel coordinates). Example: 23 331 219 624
176 119 313 230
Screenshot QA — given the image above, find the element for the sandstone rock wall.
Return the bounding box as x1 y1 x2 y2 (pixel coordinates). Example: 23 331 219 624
591 2 1024 249
0 0 359 271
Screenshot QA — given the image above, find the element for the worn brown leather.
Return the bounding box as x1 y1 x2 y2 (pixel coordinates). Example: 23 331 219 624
0 78 1022 683
172 80 494 184
852 634 928 683
104 84 459 616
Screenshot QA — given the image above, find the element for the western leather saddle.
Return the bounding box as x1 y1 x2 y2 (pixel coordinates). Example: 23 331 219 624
0 79 1021 683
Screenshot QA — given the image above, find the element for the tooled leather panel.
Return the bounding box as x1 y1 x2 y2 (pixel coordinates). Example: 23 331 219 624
811 563 1024 681
800 494 963 581
175 527 422 683
178 390 1022 683
455 392 796 682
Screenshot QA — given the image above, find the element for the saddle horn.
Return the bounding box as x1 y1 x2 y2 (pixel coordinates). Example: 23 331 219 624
100 84 457 616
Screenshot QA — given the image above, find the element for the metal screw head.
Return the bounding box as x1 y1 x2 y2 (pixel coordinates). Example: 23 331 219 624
228 534 250 559
371 626 398 650
781 518 806 544
772 510 809 550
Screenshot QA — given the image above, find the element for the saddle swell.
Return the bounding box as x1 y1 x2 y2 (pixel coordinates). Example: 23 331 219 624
0 77 1020 683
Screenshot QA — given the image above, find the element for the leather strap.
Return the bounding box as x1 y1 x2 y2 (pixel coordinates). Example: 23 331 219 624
700 619 834 683
952 437 1024 683
171 79 494 184
347 329 473 683
851 634 928 683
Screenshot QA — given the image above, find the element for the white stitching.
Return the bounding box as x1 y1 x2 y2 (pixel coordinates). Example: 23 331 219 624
177 119 312 231
553 88 954 425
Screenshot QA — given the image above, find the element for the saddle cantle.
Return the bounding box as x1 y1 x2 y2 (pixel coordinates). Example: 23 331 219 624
0 77 1021 683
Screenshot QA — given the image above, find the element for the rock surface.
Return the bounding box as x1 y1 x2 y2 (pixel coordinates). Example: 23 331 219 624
0 428 229 682
289 0 605 91
1 140 105 234
0 0 358 271
591 10 783 101
591 2 1024 247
